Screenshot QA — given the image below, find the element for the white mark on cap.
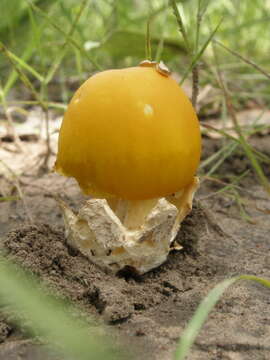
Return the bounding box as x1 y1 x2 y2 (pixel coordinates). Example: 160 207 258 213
144 104 154 117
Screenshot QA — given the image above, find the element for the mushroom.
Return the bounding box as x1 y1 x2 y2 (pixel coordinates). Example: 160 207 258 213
55 61 201 275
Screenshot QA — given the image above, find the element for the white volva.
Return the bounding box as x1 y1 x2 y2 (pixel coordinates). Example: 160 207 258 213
59 177 199 274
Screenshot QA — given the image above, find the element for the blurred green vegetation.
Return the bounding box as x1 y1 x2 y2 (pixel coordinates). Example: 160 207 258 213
1 0 270 106
0 254 127 360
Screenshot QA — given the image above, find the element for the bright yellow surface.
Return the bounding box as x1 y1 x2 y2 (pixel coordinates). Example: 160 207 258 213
55 66 201 200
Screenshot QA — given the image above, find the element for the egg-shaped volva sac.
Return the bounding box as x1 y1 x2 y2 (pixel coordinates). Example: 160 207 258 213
55 65 201 200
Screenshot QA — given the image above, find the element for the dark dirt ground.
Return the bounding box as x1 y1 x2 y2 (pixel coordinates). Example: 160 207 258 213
0 131 269 360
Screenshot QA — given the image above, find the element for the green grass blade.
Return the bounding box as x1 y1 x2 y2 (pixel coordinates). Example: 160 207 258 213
0 196 20 202
145 17 152 60
44 0 88 85
194 0 202 54
174 275 270 360
214 40 270 80
170 0 190 53
211 38 270 195
0 41 44 82
199 141 236 170
239 275 270 288
27 0 102 71
180 18 222 84
0 255 125 360
205 142 238 177
0 43 43 105
3 46 34 97
2 5 48 98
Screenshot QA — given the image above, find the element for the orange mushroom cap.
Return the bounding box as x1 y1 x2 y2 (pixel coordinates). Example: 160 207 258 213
55 65 201 200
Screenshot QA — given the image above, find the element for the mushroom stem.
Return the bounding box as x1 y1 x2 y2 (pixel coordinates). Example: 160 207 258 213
107 198 159 230
58 177 199 274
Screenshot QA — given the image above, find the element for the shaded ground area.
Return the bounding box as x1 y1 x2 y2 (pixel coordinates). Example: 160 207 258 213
0 134 269 360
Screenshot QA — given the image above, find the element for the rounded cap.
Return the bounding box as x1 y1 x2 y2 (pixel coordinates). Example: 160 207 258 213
55 65 201 200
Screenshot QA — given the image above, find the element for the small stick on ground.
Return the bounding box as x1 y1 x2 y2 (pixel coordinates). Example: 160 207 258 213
0 83 24 152
192 66 199 108
39 107 52 172
0 159 34 224
192 0 204 109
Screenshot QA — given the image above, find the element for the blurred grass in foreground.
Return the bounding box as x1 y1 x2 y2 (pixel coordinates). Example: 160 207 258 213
0 255 269 360
0 254 126 360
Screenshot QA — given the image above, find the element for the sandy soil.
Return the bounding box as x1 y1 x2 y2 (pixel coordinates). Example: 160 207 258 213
0 134 269 360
